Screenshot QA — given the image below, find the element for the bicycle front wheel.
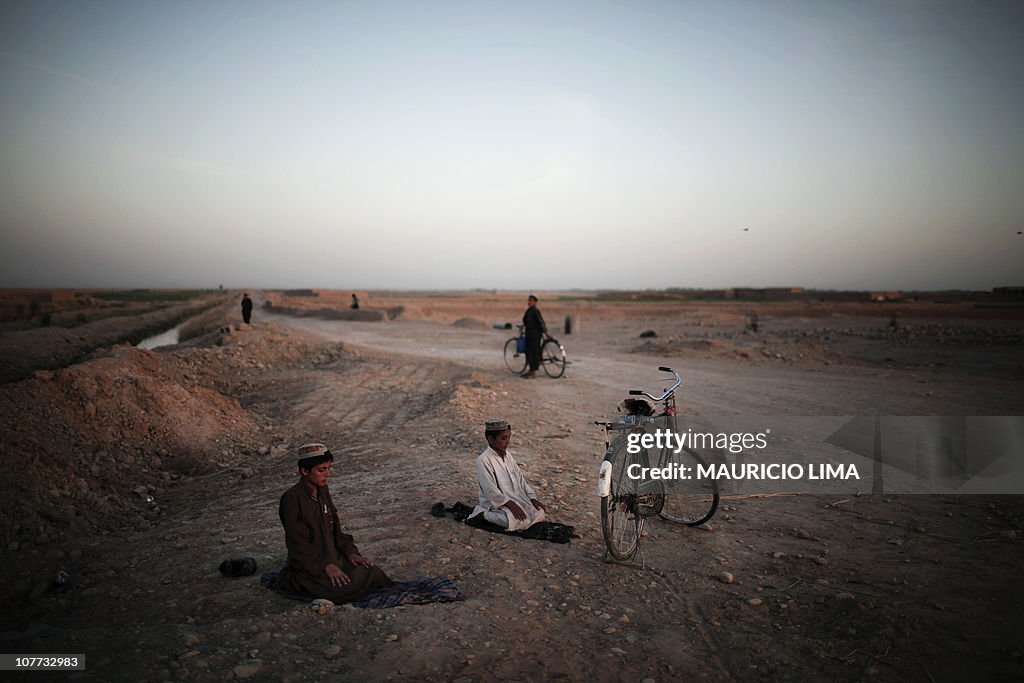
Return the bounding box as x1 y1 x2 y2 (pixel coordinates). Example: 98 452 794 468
658 446 720 526
600 435 644 560
540 338 566 378
504 338 526 374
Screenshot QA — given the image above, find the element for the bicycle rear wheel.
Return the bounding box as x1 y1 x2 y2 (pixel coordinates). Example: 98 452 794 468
657 446 720 526
600 435 644 560
504 338 526 374
540 338 566 378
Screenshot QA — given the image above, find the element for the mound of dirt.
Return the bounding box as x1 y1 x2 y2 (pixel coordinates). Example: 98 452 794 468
0 352 258 545
264 304 387 322
451 317 487 328
633 337 730 355
0 322 344 548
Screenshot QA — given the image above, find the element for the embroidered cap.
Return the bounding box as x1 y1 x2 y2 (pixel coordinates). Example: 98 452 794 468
485 419 511 432
297 442 333 470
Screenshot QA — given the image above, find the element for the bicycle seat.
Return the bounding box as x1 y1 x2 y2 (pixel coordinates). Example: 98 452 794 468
620 398 655 416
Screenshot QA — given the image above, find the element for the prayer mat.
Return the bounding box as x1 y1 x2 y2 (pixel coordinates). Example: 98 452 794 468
439 502 580 544
261 571 465 608
517 521 579 543
260 571 310 602
352 576 465 609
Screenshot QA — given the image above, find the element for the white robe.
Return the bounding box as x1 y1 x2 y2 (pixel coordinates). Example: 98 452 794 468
471 446 545 532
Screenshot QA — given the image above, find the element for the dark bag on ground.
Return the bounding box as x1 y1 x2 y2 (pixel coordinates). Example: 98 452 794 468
219 557 257 577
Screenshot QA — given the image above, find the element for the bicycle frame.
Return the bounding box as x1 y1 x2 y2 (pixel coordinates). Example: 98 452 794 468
598 366 719 562
503 325 528 374
504 324 567 378
599 366 681 488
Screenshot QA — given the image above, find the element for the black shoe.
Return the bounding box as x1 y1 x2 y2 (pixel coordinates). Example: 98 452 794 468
219 557 257 577
430 502 446 518
447 502 475 521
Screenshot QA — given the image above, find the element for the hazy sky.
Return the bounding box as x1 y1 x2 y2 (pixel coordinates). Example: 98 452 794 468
1 0 1022 290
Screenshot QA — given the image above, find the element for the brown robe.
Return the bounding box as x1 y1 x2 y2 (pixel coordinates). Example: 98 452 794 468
276 480 393 602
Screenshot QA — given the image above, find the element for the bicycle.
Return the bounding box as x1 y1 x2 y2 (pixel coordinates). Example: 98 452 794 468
596 366 720 561
503 324 567 378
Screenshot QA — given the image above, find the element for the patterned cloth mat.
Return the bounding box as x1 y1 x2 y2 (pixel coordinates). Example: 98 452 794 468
352 576 464 609
433 501 579 543
260 572 464 609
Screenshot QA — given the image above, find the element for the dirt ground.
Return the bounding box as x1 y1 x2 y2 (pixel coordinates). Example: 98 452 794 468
1 292 1023 682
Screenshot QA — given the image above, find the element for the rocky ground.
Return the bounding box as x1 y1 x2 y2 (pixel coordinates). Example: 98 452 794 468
1 295 1022 682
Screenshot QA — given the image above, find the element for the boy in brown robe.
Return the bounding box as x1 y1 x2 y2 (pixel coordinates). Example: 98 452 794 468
276 443 393 602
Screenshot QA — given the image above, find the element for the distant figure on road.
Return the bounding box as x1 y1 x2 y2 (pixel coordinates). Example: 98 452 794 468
241 293 253 325
351 293 360 310
521 294 549 379
745 310 758 334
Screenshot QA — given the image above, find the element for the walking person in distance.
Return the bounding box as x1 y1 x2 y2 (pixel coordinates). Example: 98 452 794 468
241 293 254 325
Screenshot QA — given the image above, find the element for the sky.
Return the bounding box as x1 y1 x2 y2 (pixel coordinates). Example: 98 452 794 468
1 0 1022 291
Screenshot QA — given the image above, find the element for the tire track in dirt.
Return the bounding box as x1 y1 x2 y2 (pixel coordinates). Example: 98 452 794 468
253 353 478 579
286 359 464 439
127 348 474 662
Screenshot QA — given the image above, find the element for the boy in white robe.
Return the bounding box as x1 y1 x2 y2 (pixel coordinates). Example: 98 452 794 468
469 419 547 532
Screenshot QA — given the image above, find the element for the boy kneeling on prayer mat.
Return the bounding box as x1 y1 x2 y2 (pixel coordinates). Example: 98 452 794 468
468 419 547 531
276 443 393 603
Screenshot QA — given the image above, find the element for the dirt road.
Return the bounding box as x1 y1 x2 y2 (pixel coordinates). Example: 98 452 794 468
3 307 1022 682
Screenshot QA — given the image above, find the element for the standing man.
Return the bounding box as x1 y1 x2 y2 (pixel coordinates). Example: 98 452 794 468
521 294 548 379
241 293 254 325
469 420 546 531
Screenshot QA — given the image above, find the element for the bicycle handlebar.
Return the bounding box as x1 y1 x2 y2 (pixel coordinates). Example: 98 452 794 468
628 366 681 402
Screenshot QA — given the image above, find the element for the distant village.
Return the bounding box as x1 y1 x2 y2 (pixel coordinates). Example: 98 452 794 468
5 284 1024 307
594 286 1024 304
